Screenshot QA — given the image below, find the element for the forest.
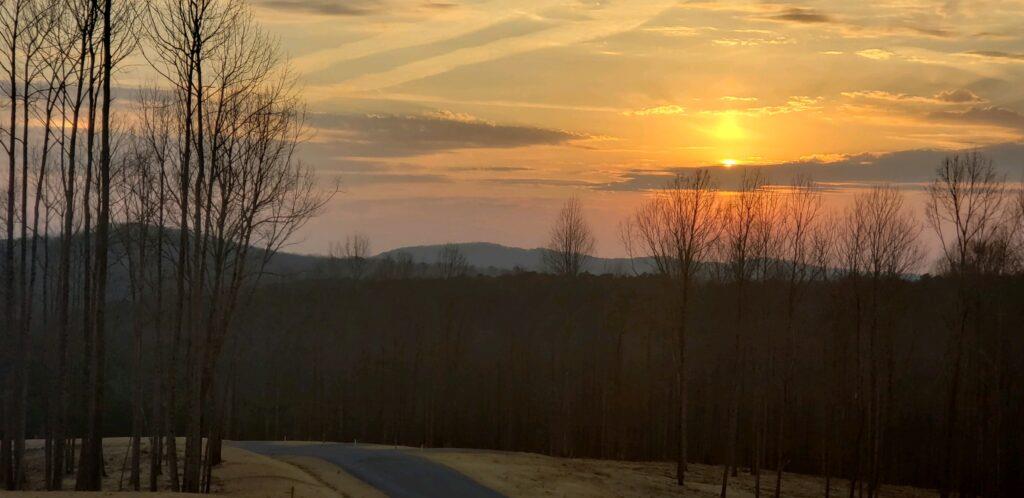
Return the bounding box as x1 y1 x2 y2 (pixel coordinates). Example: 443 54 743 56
0 0 1022 497
0 0 325 493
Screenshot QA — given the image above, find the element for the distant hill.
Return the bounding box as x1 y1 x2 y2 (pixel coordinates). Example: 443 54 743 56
373 243 840 278
4 232 829 282
377 242 648 275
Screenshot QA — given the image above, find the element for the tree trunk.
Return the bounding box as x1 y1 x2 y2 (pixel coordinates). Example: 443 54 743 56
80 0 113 487
74 29 98 490
722 281 744 497
676 282 689 488
130 225 147 491
2 11 20 490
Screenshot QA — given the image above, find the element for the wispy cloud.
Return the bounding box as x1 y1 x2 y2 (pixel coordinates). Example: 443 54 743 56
254 0 455 17
961 50 1024 63
640 26 711 37
928 106 1024 131
767 7 833 24
303 17 554 84
682 2 957 40
482 177 598 187
448 166 534 173
856 49 895 60
600 143 1024 191
255 0 384 16
713 31 793 47
626 96 823 119
309 111 587 157
934 89 986 103
709 96 823 117
337 173 452 186
294 1 678 96
624 105 687 117
720 96 759 103
841 89 985 105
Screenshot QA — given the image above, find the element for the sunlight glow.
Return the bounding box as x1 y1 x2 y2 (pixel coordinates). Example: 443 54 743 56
713 113 746 141
722 159 738 168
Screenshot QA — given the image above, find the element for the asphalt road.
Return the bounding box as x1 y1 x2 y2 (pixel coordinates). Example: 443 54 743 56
230 441 506 498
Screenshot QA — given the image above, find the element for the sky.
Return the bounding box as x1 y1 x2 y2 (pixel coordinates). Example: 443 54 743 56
242 0 1024 257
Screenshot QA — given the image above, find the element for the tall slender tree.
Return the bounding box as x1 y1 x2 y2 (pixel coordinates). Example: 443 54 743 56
625 169 721 488
718 171 775 497
544 196 596 276
926 152 1011 498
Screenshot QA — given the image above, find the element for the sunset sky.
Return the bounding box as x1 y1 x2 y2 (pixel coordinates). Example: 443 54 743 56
244 0 1024 256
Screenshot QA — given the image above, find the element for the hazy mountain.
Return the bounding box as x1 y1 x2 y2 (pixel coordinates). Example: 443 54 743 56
374 242 846 278
377 242 647 274
3 234 826 282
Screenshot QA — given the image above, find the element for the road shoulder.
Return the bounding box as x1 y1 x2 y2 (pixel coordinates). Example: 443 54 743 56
275 455 386 498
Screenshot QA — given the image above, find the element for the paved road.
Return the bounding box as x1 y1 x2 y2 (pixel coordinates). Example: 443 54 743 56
230 441 506 498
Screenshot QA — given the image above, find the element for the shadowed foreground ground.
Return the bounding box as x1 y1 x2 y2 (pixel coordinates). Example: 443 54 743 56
14 438 937 497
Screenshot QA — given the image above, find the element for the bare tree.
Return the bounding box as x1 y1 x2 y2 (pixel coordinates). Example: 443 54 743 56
78 0 112 488
1012 186 1024 271
0 0 30 487
45 0 99 487
624 169 721 487
927 153 1009 278
437 244 469 279
344 233 371 260
144 0 330 490
329 233 370 279
926 152 1011 498
0 0 82 488
134 86 174 493
836 185 921 498
76 0 137 489
115 139 162 490
718 171 775 497
773 176 825 498
543 196 595 276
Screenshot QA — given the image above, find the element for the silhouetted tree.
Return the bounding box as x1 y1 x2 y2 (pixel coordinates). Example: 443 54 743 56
438 244 469 279
330 233 371 279
625 169 721 487
926 152 1012 498
543 196 595 276
839 185 922 498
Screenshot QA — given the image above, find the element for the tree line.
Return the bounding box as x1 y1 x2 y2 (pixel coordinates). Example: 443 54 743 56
244 154 1021 497
0 0 325 492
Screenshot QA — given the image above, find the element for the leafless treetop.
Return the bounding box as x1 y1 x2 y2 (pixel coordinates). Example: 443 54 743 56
543 196 595 277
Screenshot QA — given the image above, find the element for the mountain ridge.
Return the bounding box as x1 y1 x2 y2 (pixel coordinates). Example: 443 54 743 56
376 242 642 274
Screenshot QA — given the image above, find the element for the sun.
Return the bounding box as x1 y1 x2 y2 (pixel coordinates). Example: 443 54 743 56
721 159 738 168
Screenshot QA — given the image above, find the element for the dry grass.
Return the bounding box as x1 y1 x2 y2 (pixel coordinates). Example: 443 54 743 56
21 438 176 493
14 439 372 498
418 450 938 498
14 439 937 497
274 456 384 498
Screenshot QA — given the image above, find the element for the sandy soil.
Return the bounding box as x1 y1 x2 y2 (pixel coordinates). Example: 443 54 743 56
418 450 938 498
